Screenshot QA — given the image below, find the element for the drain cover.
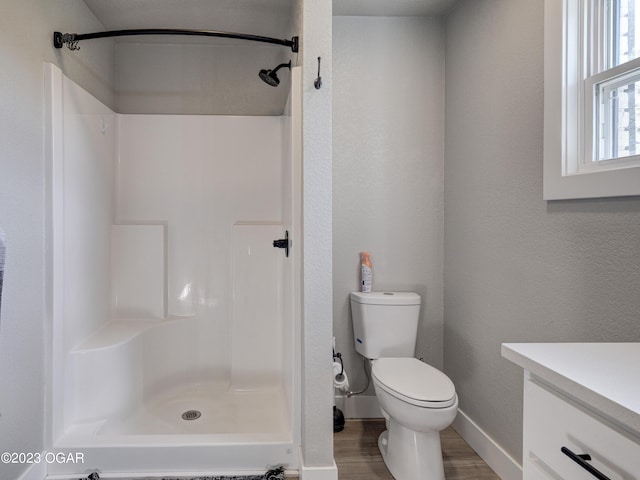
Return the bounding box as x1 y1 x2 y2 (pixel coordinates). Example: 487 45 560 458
181 410 201 421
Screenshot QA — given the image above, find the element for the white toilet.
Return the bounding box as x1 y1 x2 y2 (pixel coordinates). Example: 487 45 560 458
350 291 458 480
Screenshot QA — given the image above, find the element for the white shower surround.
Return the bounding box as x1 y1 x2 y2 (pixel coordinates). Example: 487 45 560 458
44 63 302 477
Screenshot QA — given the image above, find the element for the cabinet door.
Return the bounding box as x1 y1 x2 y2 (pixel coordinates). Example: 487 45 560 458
524 379 640 480
523 456 563 480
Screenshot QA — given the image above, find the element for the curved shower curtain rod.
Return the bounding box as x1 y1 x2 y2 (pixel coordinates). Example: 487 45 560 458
53 29 299 52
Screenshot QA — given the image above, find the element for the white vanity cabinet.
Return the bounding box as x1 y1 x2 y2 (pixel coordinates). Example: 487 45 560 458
524 375 640 479
502 343 640 480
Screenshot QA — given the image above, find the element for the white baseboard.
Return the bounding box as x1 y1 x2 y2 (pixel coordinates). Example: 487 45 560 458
452 409 522 480
335 394 382 419
17 461 46 480
299 459 337 480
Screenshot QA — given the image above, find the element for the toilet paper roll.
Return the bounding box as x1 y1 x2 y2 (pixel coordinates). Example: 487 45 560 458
333 361 350 391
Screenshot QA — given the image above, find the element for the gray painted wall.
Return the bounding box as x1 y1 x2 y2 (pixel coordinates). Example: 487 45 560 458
111 3 299 115
115 42 292 115
444 0 640 463
0 2 114 479
333 16 445 394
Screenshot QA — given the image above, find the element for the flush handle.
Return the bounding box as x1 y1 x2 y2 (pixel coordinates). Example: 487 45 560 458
273 230 289 257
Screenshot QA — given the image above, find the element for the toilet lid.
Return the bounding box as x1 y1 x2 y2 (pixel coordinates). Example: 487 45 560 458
372 358 456 408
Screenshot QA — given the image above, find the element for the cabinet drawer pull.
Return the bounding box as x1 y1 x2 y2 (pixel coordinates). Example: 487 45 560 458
561 446 611 480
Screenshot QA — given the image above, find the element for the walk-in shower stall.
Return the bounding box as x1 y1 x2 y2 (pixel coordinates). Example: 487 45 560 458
44 61 302 477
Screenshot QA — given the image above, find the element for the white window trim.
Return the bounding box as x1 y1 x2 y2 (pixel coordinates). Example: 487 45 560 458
584 57 640 171
544 0 640 199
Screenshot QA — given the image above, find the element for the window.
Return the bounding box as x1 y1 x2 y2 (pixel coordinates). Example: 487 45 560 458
544 0 640 199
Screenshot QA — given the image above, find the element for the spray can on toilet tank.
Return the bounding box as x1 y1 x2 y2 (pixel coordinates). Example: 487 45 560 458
360 252 372 293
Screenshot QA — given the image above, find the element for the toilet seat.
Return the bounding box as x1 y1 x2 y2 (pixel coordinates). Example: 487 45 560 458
372 358 456 408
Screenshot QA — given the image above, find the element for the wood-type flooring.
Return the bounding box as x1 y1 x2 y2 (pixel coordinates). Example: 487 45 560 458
332 419 501 479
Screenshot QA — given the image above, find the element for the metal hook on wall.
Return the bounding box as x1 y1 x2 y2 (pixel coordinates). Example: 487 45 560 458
314 57 322 90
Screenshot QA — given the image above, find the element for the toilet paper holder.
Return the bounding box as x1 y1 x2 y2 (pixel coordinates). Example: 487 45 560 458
333 352 350 391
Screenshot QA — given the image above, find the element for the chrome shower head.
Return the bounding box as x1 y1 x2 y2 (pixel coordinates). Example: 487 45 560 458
259 61 291 87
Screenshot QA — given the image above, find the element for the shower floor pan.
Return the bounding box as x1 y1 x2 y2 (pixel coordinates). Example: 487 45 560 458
51 382 296 477
98 381 290 436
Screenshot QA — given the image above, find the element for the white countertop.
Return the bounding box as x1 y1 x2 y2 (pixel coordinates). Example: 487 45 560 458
502 342 640 437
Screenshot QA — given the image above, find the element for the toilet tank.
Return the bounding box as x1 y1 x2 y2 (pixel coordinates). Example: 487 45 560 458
350 292 421 359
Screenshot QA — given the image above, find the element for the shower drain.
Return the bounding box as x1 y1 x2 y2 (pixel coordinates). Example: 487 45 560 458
181 409 201 421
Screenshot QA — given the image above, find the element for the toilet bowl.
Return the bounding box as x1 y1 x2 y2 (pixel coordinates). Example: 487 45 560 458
372 357 457 480
349 292 458 480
